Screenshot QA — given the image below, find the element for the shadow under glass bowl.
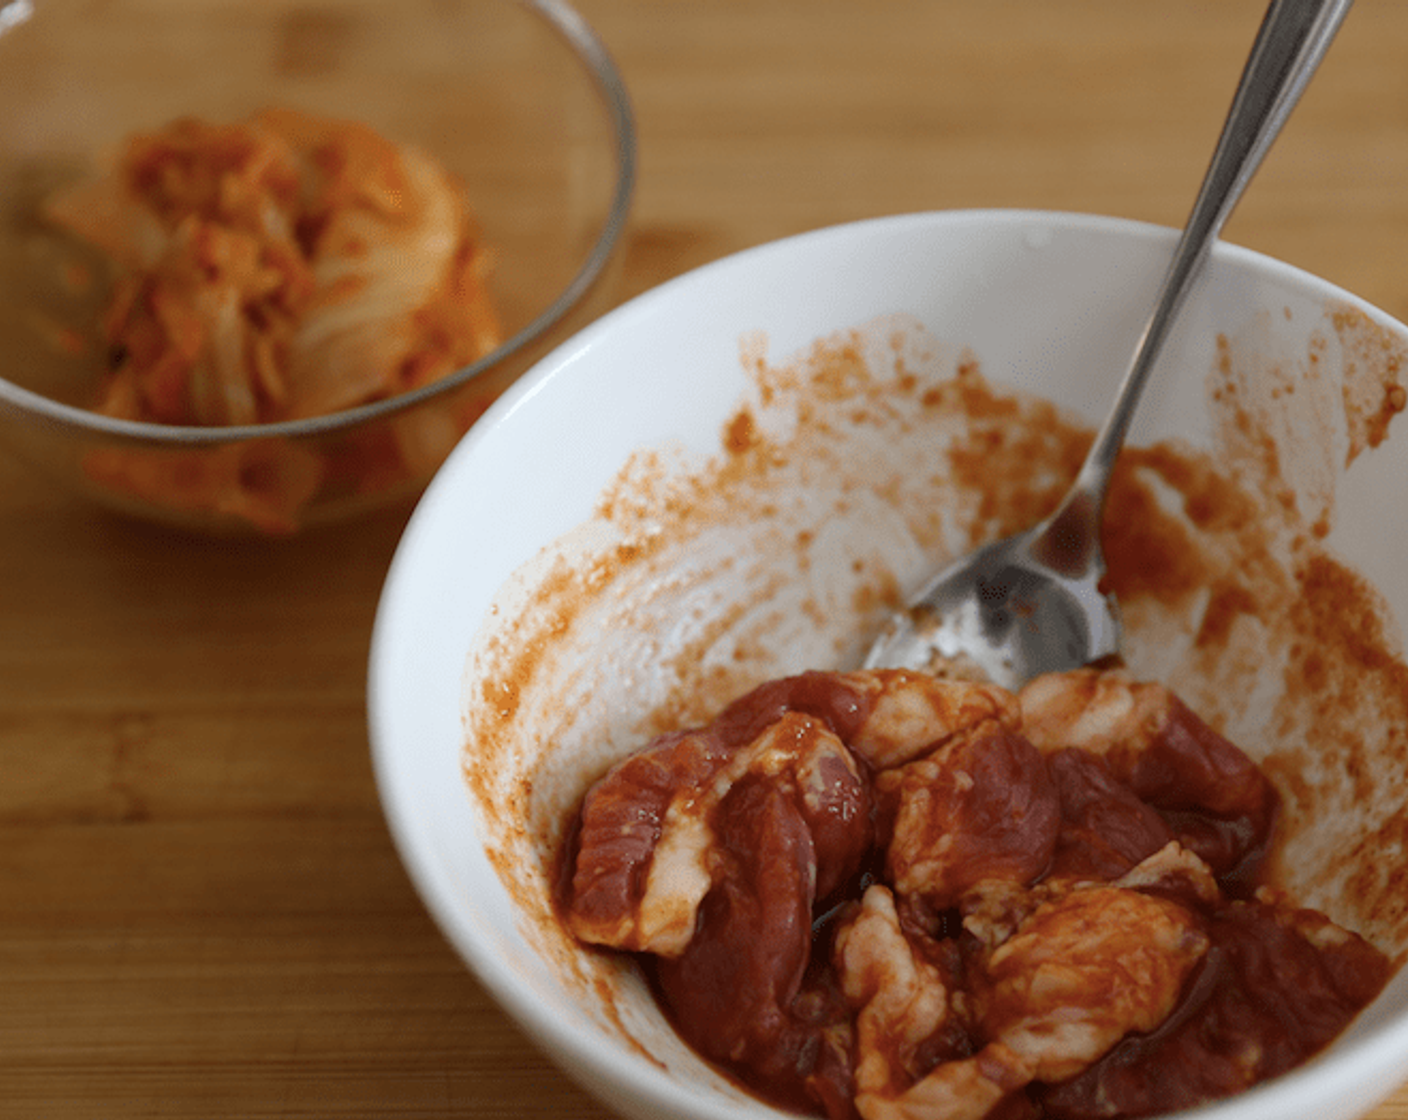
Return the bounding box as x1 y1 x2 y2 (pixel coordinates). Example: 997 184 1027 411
0 0 635 534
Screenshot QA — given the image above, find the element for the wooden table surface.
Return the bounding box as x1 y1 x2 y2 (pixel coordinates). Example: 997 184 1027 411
3 1 1407 1116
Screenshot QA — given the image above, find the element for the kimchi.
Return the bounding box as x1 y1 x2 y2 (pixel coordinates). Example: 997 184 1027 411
46 108 502 531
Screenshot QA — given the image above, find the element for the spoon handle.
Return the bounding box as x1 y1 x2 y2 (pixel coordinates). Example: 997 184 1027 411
1044 0 1353 565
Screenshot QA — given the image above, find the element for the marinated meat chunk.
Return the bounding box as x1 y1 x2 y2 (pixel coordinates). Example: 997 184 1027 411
1107 841 1221 910
880 727 1059 908
713 668 1019 772
1045 748 1173 882
840 883 1206 1120
568 726 733 953
835 671 1021 771
713 670 878 748
1040 896 1393 1118
1018 669 1279 890
568 670 1016 955
975 887 1207 1085
654 775 818 1086
959 843 1218 958
568 709 868 954
835 885 964 1109
559 667 1390 1120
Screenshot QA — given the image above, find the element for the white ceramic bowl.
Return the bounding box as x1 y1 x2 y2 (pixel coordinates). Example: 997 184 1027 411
369 210 1408 1120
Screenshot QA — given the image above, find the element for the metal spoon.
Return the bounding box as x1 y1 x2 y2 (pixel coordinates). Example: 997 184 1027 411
862 0 1353 689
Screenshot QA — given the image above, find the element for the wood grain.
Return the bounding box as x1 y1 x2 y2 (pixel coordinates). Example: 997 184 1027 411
2 1 1406 1116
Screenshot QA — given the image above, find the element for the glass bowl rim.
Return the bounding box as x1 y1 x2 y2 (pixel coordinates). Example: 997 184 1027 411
0 0 637 447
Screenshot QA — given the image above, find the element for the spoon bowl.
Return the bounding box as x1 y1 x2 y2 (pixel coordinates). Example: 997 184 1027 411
862 508 1120 686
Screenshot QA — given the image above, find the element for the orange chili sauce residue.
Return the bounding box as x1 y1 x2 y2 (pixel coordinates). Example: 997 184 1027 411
460 308 1408 1036
1336 304 1408 464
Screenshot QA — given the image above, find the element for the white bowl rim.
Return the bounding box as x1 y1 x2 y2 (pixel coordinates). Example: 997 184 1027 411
369 206 1408 1120
0 0 636 447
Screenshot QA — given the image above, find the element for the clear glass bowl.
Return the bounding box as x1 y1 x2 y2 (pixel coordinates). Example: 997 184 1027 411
0 0 634 534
